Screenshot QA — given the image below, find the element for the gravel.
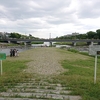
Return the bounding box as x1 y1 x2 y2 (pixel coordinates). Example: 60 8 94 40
25 47 67 76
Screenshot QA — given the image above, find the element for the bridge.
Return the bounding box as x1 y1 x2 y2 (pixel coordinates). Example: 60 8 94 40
1 38 100 46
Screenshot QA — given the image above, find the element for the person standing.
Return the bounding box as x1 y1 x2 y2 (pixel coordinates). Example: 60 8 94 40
10 49 13 57
12 49 15 57
16 50 19 57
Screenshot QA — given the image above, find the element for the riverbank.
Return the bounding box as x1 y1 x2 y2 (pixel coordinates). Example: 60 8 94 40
0 47 100 100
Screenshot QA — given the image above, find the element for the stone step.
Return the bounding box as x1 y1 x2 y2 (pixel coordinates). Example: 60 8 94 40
14 84 67 90
7 88 71 94
17 82 59 86
0 92 81 100
0 78 66 87
0 97 45 100
0 77 82 100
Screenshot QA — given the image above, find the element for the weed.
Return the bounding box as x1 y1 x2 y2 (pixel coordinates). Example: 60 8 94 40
55 48 100 100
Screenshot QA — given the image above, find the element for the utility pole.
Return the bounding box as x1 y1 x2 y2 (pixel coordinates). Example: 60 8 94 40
49 33 51 39
49 33 52 47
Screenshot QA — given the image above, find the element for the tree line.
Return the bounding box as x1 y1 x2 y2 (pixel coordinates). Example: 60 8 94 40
56 29 100 39
7 32 39 39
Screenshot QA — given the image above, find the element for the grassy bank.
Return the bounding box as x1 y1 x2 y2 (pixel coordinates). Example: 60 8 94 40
0 47 100 100
0 49 33 92
54 42 88 46
55 48 100 100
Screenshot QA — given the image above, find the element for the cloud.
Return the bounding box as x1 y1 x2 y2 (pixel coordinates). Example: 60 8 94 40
77 0 100 18
0 0 100 38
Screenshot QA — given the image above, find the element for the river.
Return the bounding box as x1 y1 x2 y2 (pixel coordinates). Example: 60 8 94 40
0 42 89 56
0 46 32 56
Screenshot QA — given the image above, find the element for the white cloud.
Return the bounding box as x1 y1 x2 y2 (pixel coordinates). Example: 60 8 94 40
0 0 100 38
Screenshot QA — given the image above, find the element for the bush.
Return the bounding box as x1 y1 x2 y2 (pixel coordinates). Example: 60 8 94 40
67 48 79 53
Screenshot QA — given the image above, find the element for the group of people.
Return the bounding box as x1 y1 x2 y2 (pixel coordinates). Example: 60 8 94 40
10 49 19 57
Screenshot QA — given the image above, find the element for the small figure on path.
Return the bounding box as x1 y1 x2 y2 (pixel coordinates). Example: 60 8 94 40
10 49 19 57
10 49 13 57
16 50 19 57
12 49 16 57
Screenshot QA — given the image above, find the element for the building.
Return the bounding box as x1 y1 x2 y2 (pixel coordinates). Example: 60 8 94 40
72 32 79 36
0 32 11 39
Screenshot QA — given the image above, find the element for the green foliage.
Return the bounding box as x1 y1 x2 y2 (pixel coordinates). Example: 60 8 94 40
54 42 72 45
3 60 27 73
60 58 100 100
96 29 100 39
86 31 97 39
31 42 44 44
55 42 87 46
0 60 30 92
55 28 100 39
9 32 21 39
55 49 100 100
76 34 87 39
67 48 89 56
67 48 79 53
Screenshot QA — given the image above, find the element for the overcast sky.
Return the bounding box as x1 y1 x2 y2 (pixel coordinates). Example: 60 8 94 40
0 0 100 38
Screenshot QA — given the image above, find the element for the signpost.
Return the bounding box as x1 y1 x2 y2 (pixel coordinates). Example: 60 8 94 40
89 45 100 84
0 53 6 75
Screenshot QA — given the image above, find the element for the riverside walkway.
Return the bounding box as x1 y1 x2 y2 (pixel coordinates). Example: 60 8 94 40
0 47 82 100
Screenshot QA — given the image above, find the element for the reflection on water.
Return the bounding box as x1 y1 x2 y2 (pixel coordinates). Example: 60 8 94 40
32 42 50 47
0 46 32 56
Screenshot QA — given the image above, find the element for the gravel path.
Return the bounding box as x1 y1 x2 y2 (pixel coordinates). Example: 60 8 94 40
25 47 67 76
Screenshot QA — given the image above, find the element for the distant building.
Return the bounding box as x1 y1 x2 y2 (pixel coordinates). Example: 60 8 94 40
65 32 79 37
5 32 11 38
66 34 72 37
72 32 79 36
0 32 5 39
0 32 11 39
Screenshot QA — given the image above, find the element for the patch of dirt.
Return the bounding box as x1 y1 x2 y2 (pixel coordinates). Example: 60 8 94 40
26 47 67 75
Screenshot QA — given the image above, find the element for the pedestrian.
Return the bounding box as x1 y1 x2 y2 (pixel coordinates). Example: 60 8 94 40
15 49 17 57
12 49 16 57
16 50 19 57
10 49 13 57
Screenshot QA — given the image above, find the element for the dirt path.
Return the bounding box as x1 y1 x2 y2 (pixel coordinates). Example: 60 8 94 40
26 47 67 76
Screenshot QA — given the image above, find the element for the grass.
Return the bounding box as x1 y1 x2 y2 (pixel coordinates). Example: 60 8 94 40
0 47 100 100
55 48 100 100
0 54 32 92
54 42 87 46
31 41 44 44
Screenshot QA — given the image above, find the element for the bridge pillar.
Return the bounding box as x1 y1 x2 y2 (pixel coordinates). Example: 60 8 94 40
91 42 94 45
49 42 52 47
8 41 11 43
24 42 27 46
98 42 100 45
87 42 93 45
72 42 76 46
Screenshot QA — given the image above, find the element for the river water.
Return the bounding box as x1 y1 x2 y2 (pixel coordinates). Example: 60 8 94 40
0 46 32 56
0 42 89 56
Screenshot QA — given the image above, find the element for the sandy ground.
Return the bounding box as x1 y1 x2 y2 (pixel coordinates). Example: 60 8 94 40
25 47 67 76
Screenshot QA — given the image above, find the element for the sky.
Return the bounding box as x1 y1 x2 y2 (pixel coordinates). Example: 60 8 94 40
0 0 100 39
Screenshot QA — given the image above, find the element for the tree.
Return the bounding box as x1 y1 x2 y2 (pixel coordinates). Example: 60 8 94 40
9 32 21 39
96 29 100 39
76 34 87 39
86 31 96 39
